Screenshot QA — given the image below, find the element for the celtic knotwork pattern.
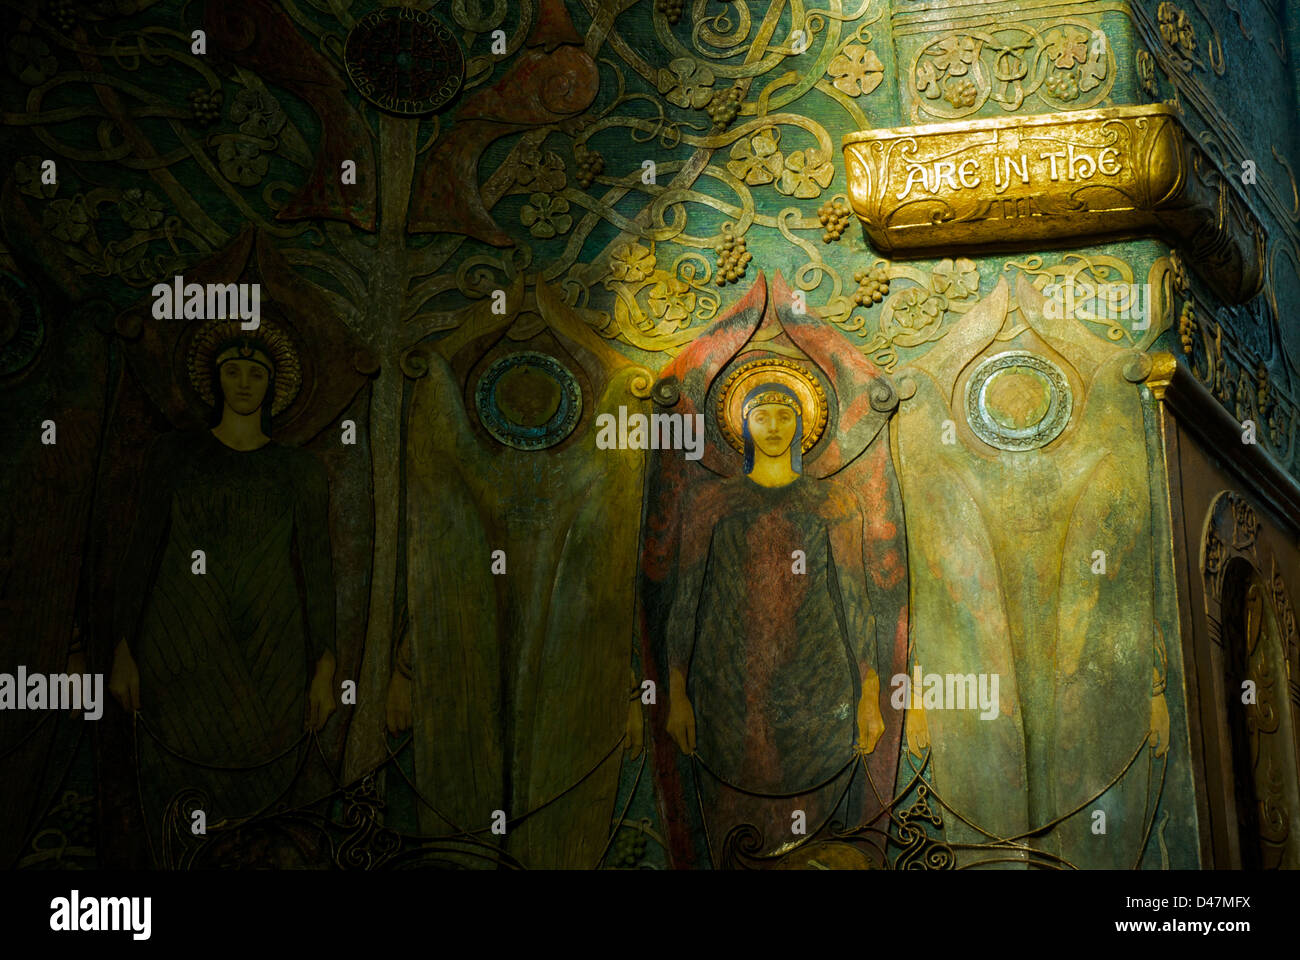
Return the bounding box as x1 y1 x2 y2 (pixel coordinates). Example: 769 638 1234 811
906 19 1115 122
892 784 955 870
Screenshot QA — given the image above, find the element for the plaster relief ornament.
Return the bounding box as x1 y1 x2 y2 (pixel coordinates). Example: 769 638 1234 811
892 276 1169 868
641 272 910 868
474 351 583 450
397 280 653 868
344 7 465 116
964 350 1073 451
405 0 598 244
113 312 337 863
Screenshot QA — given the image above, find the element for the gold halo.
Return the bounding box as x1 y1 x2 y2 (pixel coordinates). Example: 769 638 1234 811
187 318 302 417
718 358 828 454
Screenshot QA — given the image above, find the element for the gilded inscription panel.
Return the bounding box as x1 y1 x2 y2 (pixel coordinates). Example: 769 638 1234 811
843 104 1264 303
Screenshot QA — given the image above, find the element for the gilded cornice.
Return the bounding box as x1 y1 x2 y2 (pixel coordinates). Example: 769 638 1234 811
891 0 1132 33
1129 1 1300 247
843 104 1265 303
1143 351 1300 534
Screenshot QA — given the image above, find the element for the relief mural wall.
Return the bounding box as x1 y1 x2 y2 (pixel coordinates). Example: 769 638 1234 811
1 0 1297 871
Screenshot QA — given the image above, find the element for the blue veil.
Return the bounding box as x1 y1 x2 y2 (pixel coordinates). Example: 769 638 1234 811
741 382 804 474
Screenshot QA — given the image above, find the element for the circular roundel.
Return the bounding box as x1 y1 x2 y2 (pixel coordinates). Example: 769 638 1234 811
344 8 465 116
0 272 44 377
475 352 582 450
965 351 1072 451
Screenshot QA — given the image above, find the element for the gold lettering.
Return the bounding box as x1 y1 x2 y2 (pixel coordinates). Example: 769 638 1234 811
840 105 1260 300
933 160 959 191
1040 151 1065 181
895 164 930 200
1067 143 1096 181
994 155 1030 194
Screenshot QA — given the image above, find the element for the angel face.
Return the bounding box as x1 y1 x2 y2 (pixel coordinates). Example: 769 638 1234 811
219 358 271 416
747 402 798 459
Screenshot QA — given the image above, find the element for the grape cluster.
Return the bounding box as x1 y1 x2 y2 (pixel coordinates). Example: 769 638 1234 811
1045 71 1080 101
574 144 605 189
818 199 852 243
1177 301 1195 355
714 232 752 286
608 828 648 868
706 86 743 130
655 0 684 25
852 265 890 306
46 0 76 32
188 88 224 127
942 78 978 108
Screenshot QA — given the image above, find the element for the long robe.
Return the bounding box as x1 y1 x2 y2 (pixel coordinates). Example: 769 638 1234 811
895 278 1156 868
0 308 105 867
666 472 875 862
114 430 335 863
401 283 646 869
641 272 909 869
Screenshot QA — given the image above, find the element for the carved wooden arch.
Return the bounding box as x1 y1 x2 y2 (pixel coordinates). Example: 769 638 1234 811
1200 490 1300 868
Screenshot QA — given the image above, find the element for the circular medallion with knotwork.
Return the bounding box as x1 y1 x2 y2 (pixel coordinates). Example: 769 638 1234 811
344 8 464 116
965 351 1072 451
475 352 583 450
